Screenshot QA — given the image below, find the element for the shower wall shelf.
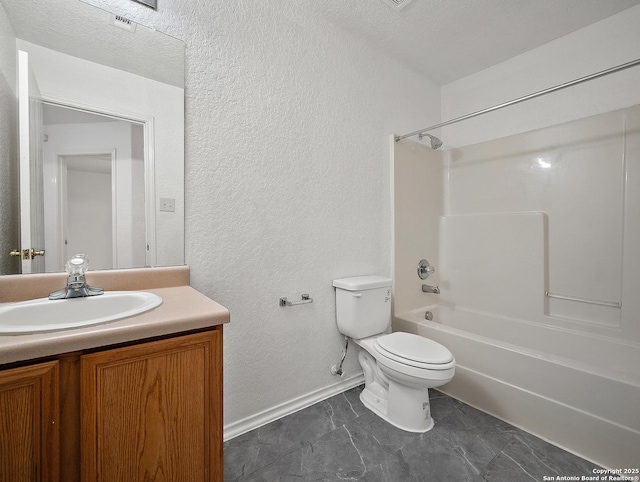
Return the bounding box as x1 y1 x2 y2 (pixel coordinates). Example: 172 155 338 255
280 294 313 307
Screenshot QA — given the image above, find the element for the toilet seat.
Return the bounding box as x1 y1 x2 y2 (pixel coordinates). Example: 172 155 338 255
374 332 454 370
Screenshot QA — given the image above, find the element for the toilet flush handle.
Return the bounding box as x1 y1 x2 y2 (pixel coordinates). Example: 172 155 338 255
352 292 362 298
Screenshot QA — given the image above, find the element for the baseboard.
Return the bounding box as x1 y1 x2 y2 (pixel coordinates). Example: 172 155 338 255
439 365 640 469
223 374 365 441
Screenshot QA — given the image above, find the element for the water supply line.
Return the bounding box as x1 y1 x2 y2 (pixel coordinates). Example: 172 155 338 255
331 336 349 377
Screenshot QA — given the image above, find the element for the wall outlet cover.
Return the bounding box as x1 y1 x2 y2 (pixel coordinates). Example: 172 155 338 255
160 197 175 212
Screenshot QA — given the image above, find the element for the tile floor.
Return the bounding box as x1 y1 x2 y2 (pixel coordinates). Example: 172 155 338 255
224 386 603 481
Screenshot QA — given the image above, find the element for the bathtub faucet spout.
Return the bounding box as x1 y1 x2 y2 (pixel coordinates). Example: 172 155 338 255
422 284 440 294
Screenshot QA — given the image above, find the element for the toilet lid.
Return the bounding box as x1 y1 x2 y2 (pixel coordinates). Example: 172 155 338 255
375 332 453 365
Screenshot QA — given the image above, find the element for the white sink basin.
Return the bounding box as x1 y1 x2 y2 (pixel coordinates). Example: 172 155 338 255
0 291 163 335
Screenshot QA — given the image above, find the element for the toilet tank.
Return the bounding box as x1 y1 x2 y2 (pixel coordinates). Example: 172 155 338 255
333 276 392 339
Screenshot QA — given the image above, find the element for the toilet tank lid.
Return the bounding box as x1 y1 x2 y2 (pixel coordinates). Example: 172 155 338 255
333 276 392 291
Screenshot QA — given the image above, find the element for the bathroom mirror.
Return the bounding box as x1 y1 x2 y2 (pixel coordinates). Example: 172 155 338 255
0 0 184 275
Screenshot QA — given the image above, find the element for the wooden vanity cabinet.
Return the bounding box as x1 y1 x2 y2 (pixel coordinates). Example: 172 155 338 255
0 327 223 482
0 361 59 482
81 329 223 481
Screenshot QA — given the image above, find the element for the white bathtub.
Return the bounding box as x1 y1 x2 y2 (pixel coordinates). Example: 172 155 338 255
393 305 640 469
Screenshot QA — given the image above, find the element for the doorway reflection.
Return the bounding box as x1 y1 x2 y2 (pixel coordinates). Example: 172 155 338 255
43 104 146 271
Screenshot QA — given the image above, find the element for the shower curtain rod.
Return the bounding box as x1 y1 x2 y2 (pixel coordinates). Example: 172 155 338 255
395 57 640 142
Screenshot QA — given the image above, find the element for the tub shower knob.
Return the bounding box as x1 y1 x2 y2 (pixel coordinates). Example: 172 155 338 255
417 259 435 280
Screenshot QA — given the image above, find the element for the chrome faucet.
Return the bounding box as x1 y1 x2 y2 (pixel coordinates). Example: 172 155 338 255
422 284 440 294
49 254 104 300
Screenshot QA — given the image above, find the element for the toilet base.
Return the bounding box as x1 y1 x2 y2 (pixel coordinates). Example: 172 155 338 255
359 381 434 433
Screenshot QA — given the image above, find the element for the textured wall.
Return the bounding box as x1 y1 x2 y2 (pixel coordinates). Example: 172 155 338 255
83 0 440 430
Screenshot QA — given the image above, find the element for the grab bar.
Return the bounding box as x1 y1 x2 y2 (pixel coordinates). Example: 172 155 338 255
544 291 621 308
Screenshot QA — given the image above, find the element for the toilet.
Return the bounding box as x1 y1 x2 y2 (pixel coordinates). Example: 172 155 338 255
333 275 455 432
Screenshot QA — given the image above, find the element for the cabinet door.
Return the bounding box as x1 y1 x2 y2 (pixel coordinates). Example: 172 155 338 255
0 361 59 482
81 330 222 482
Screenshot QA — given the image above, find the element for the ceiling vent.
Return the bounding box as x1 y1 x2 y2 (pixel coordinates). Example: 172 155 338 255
380 0 414 10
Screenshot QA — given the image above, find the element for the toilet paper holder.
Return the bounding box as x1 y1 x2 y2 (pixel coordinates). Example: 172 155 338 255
280 294 313 307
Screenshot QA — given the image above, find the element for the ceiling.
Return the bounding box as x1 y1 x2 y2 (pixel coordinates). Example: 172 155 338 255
307 0 640 85
4 0 637 89
1 0 184 88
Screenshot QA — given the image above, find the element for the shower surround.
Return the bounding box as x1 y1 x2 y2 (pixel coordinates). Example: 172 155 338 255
391 106 640 468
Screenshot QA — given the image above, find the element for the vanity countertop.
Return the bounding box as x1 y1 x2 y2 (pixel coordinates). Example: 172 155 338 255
0 266 229 365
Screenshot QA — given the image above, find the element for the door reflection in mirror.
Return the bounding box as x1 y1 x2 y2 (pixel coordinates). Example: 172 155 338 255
18 50 45 274
43 105 146 272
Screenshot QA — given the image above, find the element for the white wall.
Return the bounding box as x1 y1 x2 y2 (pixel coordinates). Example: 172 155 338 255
442 109 639 338
17 40 184 268
66 167 112 270
431 9 640 464
0 5 19 274
385 9 640 467
82 0 441 434
392 139 443 315
441 5 640 149
439 6 640 345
